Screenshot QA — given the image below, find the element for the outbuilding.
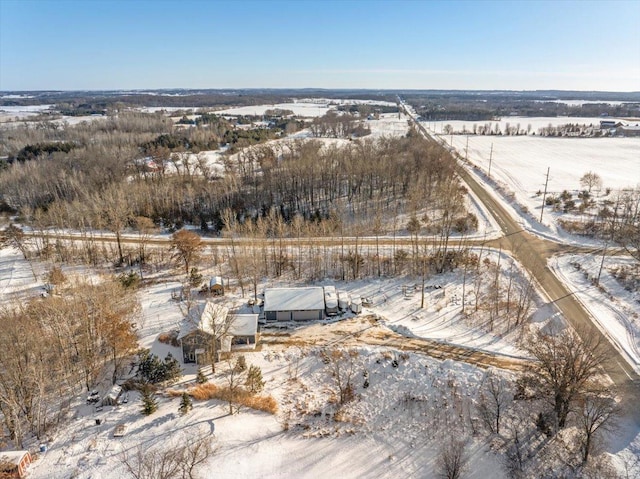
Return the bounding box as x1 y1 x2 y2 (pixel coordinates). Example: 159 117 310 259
102 384 123 406
0 451 32 478
209 277 224 296
263 287 325 321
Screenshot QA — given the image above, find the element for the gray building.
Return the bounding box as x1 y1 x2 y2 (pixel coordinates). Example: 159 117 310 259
263 287 325 321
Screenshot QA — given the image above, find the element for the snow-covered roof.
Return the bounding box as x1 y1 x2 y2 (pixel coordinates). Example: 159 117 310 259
177 302 229 340
210 276 223 287
264 287 325 312
104 385 122 401
228 314 258 336
0 450 29 465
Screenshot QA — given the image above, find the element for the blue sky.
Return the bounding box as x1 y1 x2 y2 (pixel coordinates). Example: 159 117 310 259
1 0 639 91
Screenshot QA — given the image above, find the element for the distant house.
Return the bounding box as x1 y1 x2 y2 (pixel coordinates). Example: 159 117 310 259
0 451 32 479
263 287 325 321
209 276 224 296
177 302 257 363
617 124 640 137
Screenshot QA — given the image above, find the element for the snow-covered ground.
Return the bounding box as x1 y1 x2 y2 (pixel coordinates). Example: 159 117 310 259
422 116 628 135
1 234 638 477
0 104 55 122
27 346 505 479
215 102 333 118
215 98 398 118
423 122 640 241
550 254 640 372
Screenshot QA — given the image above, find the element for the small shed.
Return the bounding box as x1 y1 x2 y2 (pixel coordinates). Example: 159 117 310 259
209 277 224 296
0 451 32 479
102 384 123 406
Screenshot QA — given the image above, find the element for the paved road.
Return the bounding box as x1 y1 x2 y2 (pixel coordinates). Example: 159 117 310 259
406 111 640 425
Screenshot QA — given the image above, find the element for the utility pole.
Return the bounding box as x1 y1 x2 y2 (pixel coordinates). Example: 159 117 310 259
488 143 493 179
540 167 550 223
465 135 469 162
596 241 607 286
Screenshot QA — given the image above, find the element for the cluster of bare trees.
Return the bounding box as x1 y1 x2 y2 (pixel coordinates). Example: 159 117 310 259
0 280 139 446
120 431 214 479
475 326 620 477
309 111 370 138
3 110 467 244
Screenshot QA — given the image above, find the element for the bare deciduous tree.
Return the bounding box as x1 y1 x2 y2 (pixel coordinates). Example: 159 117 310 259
577 391 619 464
323 348 359 405
522 325 609 430
580 171 602 194
477 370 512 435
171 229 203 277
436 438 469 479
120 432 214 479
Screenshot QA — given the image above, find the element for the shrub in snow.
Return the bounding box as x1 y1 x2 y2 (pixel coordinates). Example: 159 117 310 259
196 369 207 384
234 355 247 373
140 386 157 416
178 392 193 416
245 365 265 393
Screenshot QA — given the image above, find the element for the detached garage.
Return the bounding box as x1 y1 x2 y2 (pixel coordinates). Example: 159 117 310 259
264 287 325 321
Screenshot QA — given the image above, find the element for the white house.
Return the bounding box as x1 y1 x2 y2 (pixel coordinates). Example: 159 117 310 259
177 302 257 363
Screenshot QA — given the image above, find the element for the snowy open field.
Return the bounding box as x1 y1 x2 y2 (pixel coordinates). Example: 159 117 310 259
215 98 398 118
215 102 333 118
422 116 630 135
429 129 640 237
0 104 55 122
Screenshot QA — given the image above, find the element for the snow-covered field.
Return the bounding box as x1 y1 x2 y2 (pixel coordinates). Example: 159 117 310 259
0 104 55 122
215 98 398 118
422 116 628 135
158 113 411 181
215 102 333 118
427 127 640 238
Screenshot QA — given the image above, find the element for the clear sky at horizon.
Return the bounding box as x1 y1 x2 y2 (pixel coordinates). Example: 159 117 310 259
1 0 639 92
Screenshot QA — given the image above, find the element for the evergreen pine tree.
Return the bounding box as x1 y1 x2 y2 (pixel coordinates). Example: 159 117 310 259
164 352 182 382
196 369 207 384
178 392 193 416
235 355 247 373
141 386 158 416
245 365 265 393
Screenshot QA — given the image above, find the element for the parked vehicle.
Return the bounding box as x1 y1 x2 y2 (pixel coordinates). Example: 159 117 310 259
86 390 100 404
324 285 338 316
337 290 351 311
351 297 362 314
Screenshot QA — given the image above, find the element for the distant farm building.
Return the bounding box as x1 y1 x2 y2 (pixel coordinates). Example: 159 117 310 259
0 451 32 478
617 124 640 137
599 120 619 129
177 302 257 363
263 287 325 321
